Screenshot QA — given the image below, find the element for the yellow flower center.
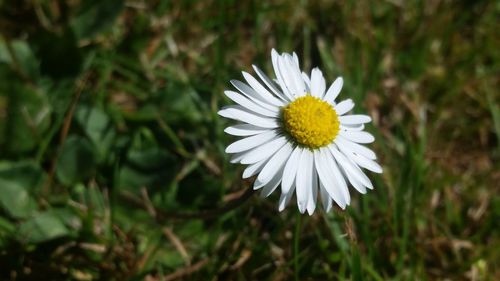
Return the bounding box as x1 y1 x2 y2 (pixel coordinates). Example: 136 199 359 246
282 95 340 149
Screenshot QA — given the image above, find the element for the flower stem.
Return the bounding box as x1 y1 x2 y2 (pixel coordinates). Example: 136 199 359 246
294 212 302 281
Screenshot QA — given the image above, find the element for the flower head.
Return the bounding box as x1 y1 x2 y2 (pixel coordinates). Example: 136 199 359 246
219 49 382 214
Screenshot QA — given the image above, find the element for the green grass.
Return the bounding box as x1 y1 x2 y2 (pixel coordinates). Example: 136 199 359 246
0 0 498 280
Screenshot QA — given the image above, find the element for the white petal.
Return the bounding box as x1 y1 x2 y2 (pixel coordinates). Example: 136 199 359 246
301 72 311 92
314 151 346 209
259 171 283 197
334 99 354 115
230 80 279 111
278 182 295 211
338 163 367 194
296 149 313 213
306 168 318 215
340 124 365 131
329 145 373 191
224 90 278 117
257 142 293 183
233 140 276 164
292 52 300 66
310 68 326 98
339 114 372 125
334 135 377 160
229 152 245 163
315 148 349 208
324 77 343 103
225 130 277 153
218 106 279 129
278 54 299 98
339 130 375 144
350 152 383 173
252 65 290 102
224 124 268 136
281 147 301 194
271 49 293 100
242 72 285 107
343 154 373 190
253 178 266 190
285 54 306 97
319 181 332 212
242 159 267 179
240 136 287 164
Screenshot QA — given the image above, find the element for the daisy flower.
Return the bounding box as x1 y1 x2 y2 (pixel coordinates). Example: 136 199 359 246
219 49 382 215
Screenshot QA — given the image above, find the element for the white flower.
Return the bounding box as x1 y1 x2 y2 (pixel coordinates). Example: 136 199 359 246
219 49 382 214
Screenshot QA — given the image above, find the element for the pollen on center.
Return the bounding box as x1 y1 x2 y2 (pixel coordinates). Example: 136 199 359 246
282 95 340 149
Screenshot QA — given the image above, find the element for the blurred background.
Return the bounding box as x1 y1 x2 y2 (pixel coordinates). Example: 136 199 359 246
0 0 498 280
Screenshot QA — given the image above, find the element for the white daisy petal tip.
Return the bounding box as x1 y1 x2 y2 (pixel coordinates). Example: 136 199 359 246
362 159 383 174
297 203 307 214
220 50 382 214
324 76 344 103
307 202 316 216
292 52 299 66
271 48 279 59
217 108 228 117
339 114 372 125
325 205 333 212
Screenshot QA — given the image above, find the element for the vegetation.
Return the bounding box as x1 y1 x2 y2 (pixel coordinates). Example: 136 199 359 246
0 0 498 280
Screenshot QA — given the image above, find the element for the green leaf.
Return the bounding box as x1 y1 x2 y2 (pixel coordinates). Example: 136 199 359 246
50 208 82 232
0 217 16 248
0 178 37 219
0 161 46 191
0 161 45 219
18 211 70 243
0 217 15 233
56 136 96 186
0 65 51 154
156 82 203 125
0 39 40 80
83 185 107 217
71 0 124 40
119 146 177 191
75 105 116 162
